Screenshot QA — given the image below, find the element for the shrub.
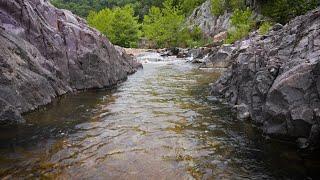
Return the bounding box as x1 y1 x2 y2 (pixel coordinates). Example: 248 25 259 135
177 27 208 48
258 21 272 35
225 8 254 44
211 0 225 16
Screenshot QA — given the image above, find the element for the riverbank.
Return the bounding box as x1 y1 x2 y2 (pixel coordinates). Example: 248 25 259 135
140 7 320 151
210 7 320 150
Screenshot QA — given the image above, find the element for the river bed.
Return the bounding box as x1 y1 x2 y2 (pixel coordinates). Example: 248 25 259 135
0 53 319 179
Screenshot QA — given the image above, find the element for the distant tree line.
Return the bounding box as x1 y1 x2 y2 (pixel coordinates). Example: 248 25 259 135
87 0 206 48
50 0 206 19
51 0 319 48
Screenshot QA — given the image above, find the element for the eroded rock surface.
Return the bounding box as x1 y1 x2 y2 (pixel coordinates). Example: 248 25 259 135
0 0 141 125
211 7 320 149
187 0 231 38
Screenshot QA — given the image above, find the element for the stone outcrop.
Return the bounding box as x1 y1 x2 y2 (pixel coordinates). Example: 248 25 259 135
0 0 141 126
187 0 263 39
211 7 320 149
187 0 231 38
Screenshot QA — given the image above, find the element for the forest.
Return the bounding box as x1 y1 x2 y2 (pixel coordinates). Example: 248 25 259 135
50 0 205 18
50 0 319 48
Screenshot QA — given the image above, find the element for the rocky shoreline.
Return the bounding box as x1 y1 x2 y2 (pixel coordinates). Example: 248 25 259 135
0 0 141 126
162 7 320 150
210 7 320 150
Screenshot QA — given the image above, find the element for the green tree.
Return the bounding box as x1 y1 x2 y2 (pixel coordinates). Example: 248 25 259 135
143 0 185 47
143 0 206 48
87 5 141 47
51 0 167 19
51 0 108 17
142 7 163 45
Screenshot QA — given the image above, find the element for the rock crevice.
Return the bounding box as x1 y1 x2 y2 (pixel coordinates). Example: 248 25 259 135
210 7 320 149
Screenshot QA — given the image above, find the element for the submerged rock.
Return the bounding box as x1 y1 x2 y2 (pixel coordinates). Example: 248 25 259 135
0 0 141 125
210 7 320 149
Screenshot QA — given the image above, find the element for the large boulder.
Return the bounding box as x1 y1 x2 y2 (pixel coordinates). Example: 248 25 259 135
211 7 320 149
0 0 141 125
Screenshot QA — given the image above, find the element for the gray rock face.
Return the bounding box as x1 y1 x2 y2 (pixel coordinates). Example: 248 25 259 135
187 0 231 38
211 7 320 149
204 44 236 68
0 0 141 125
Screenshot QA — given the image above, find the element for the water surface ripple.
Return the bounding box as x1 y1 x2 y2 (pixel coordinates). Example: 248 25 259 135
0 56 319 179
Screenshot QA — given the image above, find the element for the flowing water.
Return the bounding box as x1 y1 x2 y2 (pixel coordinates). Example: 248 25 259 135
0 53 319 179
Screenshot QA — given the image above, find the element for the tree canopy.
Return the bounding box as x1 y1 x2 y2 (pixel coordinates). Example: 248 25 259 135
87 5 141 47
142 0 206 48
51 0 320 48
50 0 206 19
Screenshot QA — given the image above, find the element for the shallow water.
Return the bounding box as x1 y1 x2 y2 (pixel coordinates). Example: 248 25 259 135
0 55 319 179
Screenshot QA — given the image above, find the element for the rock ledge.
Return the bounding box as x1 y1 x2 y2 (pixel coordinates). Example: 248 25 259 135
211 7 320 149
0 0 141 125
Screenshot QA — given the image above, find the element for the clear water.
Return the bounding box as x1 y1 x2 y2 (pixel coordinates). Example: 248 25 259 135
0 55 319 179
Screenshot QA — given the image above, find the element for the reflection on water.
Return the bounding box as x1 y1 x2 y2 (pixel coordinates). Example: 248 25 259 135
0 57 320 179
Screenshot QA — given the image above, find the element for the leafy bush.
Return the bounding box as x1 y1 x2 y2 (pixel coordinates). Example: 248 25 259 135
177 27 208 48
230 8 254 26
225 8 254 44
87 5 141 48
258 21 272 35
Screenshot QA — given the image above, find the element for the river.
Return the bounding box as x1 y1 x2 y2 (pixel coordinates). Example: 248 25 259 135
0 53 319 179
